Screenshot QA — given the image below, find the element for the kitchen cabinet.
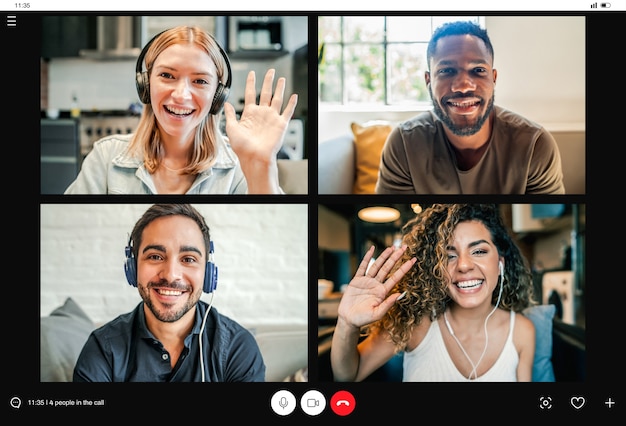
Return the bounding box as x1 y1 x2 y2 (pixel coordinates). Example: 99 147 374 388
41 16 97 58
142 16 216 40
42 16 216 59
40 118 80 194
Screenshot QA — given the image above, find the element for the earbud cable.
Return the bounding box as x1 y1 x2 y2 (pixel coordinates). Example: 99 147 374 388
444 273 504 380
199 292 215 383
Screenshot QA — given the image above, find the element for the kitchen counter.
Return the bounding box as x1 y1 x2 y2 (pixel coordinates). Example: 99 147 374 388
76 115 141 157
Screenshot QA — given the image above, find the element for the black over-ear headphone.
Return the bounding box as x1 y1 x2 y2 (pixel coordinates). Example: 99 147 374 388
124 238 218 294
135 29 232 115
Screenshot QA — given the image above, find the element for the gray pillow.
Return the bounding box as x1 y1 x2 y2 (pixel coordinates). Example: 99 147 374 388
40 297 95 382
523 304 556 382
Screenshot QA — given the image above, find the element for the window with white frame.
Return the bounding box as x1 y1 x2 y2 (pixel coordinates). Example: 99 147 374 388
318 16 484 107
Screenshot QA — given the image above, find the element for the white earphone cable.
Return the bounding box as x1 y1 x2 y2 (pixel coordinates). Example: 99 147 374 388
445 267 505 380
199 291 215 383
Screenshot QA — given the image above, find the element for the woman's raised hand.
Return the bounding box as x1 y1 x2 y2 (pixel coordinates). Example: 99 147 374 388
224 69 298 192
337 245 416 329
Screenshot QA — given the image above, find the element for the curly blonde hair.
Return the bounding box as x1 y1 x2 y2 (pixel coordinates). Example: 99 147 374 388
368 204 536 352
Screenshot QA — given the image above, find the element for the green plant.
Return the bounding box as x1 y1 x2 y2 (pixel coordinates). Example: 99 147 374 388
318 42 325 65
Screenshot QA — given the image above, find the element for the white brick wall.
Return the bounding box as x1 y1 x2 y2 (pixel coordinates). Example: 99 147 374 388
40 203 308 331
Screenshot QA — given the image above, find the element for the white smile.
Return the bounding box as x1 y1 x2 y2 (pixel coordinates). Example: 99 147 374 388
448 100 480 108
157 289 183 296
455 279 483 289
165 105 193 116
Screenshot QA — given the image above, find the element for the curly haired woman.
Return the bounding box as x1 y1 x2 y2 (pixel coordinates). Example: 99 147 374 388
331 204 536 382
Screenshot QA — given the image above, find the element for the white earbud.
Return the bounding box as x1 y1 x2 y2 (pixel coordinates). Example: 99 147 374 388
444 315 454 336
499 261 504 278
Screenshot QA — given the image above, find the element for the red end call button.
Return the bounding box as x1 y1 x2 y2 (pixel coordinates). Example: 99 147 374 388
330 390 356 416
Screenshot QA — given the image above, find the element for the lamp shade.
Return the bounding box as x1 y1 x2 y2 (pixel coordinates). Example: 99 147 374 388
358 206 401 223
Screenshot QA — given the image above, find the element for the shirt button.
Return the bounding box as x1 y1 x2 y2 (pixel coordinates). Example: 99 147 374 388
162 353 169 361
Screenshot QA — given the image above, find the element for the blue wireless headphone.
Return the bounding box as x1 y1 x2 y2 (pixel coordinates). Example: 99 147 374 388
124 239 218 294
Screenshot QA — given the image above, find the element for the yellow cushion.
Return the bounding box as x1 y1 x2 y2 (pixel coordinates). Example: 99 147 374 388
351 121 393 194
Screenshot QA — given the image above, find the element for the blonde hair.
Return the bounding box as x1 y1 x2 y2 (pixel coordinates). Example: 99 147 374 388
127 26 229 175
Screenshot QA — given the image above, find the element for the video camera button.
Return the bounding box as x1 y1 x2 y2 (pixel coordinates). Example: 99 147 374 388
300 389 326 416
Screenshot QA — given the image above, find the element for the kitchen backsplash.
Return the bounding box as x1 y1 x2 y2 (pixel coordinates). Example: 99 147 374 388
44 55 294 113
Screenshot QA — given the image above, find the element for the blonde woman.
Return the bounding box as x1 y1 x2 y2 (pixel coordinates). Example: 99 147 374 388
65 26 297 194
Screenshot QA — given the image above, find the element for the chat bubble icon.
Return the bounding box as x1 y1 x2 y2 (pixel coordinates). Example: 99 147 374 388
10 397 22 409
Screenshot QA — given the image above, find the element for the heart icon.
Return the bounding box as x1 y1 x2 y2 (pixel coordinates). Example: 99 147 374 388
570 396 585 409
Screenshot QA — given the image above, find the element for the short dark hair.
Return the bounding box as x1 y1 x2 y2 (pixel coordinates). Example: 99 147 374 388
129 204 211 260
427 20 494 70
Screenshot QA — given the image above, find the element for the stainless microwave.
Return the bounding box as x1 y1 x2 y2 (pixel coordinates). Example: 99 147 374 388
228 16 283 53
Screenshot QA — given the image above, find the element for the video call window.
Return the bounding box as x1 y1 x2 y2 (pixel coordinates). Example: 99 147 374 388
318 15 585 195
6 0 620 420
318 203 585 383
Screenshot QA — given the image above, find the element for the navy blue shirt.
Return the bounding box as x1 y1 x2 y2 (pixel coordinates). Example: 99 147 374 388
73 300 265 382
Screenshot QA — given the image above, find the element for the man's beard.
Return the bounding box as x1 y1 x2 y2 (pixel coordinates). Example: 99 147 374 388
139 279 200 323
429 87 495 136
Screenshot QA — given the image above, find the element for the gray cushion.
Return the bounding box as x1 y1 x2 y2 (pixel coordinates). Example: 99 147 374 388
318 134 355 194
40 297 95 382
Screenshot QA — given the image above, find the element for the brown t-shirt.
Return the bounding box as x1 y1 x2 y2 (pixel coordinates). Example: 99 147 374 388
375 106 565 194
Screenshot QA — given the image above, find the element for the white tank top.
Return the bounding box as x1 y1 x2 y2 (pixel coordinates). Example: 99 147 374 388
402 310 518 382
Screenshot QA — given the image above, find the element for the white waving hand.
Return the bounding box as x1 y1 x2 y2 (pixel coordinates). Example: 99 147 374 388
338 245 416 329
223 69 298 193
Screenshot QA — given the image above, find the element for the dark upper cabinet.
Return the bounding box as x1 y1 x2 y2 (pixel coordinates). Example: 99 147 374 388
41 16 97 58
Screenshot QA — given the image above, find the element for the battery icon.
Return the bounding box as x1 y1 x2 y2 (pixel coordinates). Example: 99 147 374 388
601 2 611 7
